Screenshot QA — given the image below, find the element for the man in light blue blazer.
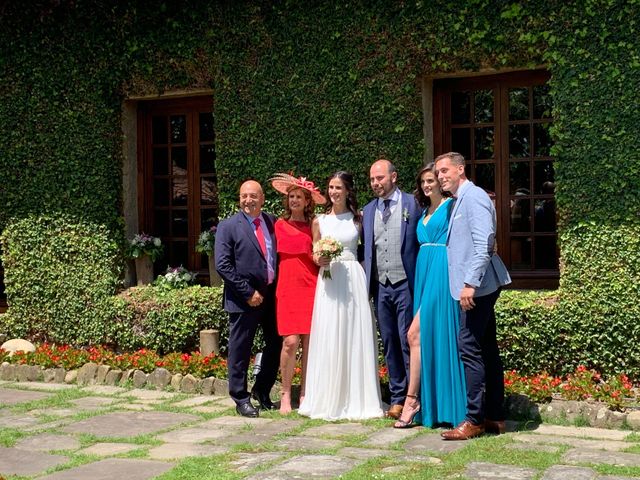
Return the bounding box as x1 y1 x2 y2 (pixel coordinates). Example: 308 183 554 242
434 152 511 441
362 159 420 418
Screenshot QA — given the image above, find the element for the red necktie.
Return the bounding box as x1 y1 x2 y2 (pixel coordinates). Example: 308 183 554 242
253 217 267 257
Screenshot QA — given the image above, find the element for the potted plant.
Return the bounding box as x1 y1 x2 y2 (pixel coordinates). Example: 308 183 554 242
154 265 198 290
128 233 163 285
195 226 221 287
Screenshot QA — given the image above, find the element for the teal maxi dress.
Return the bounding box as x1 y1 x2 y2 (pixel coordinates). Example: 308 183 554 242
414 198 467 427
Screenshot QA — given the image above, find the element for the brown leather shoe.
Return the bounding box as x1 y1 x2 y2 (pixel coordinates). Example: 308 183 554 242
386 404 403 419
441 420 485 440
484 419 506 434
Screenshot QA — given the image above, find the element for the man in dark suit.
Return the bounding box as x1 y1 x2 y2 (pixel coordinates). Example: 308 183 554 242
435 152 512 440
215 180 282 417
362 159 420 419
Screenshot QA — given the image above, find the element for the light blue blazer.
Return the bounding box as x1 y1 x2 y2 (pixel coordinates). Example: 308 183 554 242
446 181 511 300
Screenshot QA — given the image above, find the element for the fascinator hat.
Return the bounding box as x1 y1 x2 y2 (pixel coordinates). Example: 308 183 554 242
270 173 326 205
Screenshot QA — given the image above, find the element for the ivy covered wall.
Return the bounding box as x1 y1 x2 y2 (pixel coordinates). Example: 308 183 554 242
0 0 638 375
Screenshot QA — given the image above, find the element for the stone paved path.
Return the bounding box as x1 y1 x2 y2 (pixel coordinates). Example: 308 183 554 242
2 381 640 479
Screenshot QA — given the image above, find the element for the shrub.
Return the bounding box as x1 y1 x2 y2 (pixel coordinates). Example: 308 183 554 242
0 215 121 345
109 285 228 355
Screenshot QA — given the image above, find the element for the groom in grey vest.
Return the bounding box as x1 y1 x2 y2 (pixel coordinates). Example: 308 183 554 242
363 159 420 419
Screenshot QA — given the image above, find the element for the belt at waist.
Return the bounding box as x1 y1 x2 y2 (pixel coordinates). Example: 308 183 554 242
420 243 446 247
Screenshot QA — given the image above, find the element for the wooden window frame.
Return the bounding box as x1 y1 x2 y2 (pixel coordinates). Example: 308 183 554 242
434 71 559 289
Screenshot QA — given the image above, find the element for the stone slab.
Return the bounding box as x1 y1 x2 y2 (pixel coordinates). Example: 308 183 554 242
540 465 597 480
403 432 466 453
157 427 229 443
563 449 640 467
69 396 121 410
273 436 343 451
5 382 75 391
249 454 358 479
337 446 391 460
0 413 41 428
300 423 375 438
30 408 79 418
531 424 629 441
465 462 538 480
212 396 236 407
37 458 174 480
119 388 178 400
229 452 287 472
507 443 563 453
192 404 229 414
62 411 199 437
0 387 51 404
118 403 155 411
362 426 423 447
148 442 229 459
79 385 127 395
78 442 141 456
172 395 223 407
513 433 629 451
14 433 81 451
200 415 273 429
23 418 71 432
0 446 68 476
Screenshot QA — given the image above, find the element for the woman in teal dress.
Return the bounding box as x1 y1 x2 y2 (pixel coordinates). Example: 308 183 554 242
394 163 467 428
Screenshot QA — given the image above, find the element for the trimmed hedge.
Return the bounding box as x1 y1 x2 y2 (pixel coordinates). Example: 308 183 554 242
110 285 228 355
0 215 121 345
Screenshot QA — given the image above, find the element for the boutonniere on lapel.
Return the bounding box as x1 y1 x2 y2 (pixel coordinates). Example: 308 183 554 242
402 208 410 222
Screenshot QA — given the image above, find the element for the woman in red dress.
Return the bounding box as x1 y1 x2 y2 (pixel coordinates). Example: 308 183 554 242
271 174 326 414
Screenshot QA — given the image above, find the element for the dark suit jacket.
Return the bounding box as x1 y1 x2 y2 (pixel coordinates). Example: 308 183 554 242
362 190 420 294
214 211 277 313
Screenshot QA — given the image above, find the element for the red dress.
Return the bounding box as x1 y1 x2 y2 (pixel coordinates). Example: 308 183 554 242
275 219 319 336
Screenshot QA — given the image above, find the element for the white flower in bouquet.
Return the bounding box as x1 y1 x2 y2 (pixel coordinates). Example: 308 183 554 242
313 237 344 279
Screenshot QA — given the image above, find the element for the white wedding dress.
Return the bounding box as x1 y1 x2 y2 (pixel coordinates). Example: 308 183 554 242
298 212 383 420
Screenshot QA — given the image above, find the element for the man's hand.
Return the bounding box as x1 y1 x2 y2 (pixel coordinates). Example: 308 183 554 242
247 290 264 307
460 285 476 311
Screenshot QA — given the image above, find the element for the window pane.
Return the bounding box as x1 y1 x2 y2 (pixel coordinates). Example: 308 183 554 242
509 124 530 158
534 161 555 194
153 179 170 206
201 177 217 205
451 91 471 124
199 112 215 141
152 116 167 144
451 128 471 159
474 163 495 195
534 122 552 157
171 241 189 268
533 84 552 119
201 209 216 231
172 177 188 206
152 148 168 175
172 146 187 174
474 89 494 123
474 127 494 159
509 87 529 120
510 237 532 270
170 115 187 143
509 162 530 195
534 236 558 269
510 198 531 232
200 145 215 174
534 199 556 232
172 210 188 237
154 209 170 236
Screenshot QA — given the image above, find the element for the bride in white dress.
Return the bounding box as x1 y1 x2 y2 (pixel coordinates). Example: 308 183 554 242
298 171 383 421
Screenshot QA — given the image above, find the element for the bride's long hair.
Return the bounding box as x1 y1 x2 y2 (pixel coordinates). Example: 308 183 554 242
324 171 361 225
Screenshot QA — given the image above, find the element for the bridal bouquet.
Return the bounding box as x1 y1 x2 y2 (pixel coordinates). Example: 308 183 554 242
313 236 344 279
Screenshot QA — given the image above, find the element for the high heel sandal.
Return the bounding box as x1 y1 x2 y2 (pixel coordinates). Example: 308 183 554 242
393 394 420 429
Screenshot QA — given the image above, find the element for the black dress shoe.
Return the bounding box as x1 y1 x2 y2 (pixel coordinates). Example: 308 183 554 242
251 388 276 410
236 401 259 418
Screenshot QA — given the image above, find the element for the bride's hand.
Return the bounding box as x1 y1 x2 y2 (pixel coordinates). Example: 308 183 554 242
314 254 331 268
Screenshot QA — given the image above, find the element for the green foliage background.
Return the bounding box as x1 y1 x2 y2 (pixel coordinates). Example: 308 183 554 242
0 1 638 375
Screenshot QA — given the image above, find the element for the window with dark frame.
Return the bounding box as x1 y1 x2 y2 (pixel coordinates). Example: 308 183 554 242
433 71 558 289
138 96 217 280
